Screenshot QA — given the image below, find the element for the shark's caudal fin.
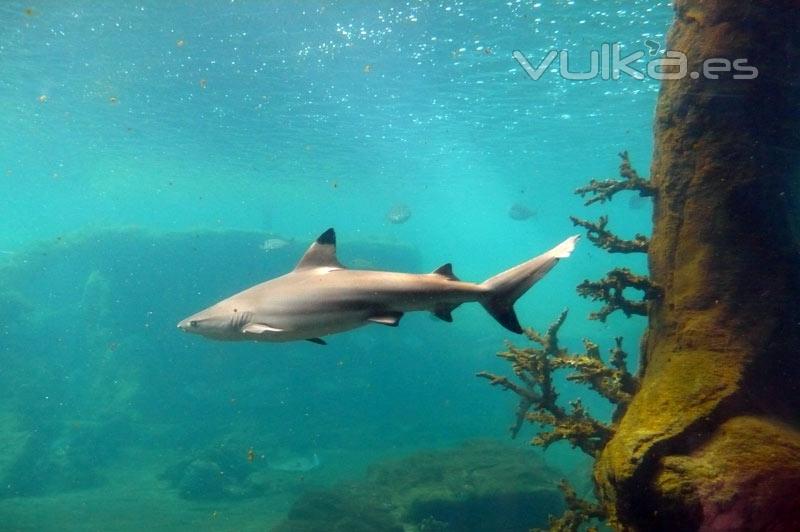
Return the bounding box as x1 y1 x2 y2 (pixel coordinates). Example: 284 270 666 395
479 235 579 333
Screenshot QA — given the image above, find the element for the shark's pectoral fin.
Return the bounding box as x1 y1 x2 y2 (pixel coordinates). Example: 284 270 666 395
367 312 403 327
242 323 283 334
307 338 327 345
432 303 461 322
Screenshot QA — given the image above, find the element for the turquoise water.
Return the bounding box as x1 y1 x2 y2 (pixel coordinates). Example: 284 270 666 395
1 2 670 530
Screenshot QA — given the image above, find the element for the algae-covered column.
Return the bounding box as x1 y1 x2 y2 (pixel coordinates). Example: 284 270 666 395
596 1 800 529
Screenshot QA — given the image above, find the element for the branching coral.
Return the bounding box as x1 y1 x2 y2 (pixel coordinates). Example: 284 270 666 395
481 151 654 531
575 151 655 206
571 153 659 323
477 310 638 458
570 215 649 254
577 268 661 322
537 480 607 532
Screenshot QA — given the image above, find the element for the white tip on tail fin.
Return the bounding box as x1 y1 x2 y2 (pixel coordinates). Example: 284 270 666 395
551 235 580 259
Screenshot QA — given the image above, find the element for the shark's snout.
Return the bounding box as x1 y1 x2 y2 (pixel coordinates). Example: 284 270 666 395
176 318 198 332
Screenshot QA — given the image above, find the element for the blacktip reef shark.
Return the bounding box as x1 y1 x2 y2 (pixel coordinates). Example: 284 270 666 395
177 228 578 344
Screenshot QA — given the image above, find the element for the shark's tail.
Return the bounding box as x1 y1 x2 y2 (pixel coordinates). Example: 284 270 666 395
479 235 579 333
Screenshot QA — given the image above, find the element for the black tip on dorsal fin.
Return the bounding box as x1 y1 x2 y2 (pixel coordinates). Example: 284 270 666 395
295 228 343 271
432 263 459 281
317 228 335 245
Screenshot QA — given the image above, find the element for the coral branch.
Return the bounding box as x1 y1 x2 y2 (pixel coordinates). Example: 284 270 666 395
577 268 661 322
477 311 637 458
537 479 607 532
477 311 567 439
575 151 655 206
570 215 649 254
552 338 638 407
528 400 613 456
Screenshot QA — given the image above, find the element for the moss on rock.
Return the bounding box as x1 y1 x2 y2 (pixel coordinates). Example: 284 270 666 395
594 0 800 529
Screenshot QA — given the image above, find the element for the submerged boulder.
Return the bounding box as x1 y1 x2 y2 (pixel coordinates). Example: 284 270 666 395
160 441 264 501
274 440 565 532
369 439 564 531
176 459 227 500
274 489 403 532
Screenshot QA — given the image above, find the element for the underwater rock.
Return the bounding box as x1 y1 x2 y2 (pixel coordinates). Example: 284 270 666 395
161 442 264 501
369 440 563 531
655 416 800 529
594 1 800 529
177 459 227 500
274 440 564 532
273 489 404 532
385 203 411 224
0 422 105 497
508 202 535 221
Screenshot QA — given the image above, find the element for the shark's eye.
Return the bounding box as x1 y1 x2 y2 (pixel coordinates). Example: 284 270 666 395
189 320 198 328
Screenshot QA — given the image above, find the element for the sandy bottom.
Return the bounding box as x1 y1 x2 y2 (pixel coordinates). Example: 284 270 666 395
0 447 402 532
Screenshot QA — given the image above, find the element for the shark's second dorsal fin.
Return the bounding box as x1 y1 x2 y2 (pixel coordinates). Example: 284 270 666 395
295 228 344 271
432 263 459 281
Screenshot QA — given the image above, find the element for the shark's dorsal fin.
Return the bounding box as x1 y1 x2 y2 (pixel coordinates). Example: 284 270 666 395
432 263 459 281
295 228 344 271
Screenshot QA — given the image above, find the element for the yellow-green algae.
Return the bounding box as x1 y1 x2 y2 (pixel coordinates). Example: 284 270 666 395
595 0 800 529
657 416 800 530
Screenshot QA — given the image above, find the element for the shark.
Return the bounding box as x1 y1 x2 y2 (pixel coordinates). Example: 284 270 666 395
177 228 578 344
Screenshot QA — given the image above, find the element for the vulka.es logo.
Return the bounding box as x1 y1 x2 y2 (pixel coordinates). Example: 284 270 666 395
513 43 758 81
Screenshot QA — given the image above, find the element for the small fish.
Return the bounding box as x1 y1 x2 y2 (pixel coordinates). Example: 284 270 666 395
508 203 536 221
386 203 411 224
261 238 290 253
247 447 256 464
267 452 321 472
